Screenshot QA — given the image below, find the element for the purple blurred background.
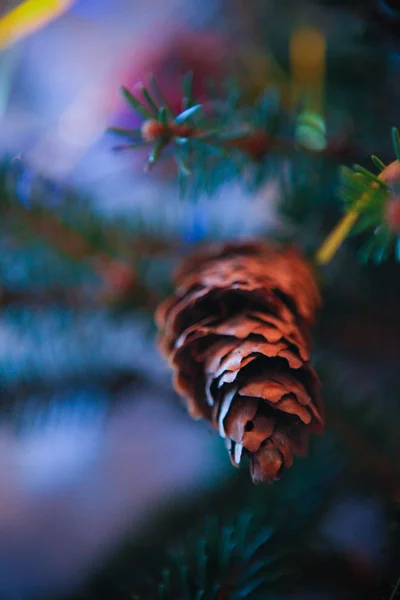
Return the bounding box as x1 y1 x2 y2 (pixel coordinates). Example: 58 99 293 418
0 1 236 596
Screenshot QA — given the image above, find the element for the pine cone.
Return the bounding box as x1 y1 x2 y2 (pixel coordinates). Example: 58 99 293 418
156 241 323 483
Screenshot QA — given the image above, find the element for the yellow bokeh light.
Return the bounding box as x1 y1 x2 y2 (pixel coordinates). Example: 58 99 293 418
0 0 75 50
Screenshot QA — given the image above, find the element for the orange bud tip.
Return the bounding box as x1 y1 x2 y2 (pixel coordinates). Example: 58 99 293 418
141 119 166 142
385 195 400 233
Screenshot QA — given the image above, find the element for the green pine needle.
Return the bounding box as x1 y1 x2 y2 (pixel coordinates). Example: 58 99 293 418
140 84 160 117
352 164 384 185
121 86 151 119
182 72 194 110
392 127 400 162
174 154 191 177
158 106 167 126
371 155 386 171
150 74 174 117
146 140 165 170
107 127 143 139
113 142 148 151
175 104 202 125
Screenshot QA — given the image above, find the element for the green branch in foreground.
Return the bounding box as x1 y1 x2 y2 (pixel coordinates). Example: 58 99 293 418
316 127 400 265
151 515 289 600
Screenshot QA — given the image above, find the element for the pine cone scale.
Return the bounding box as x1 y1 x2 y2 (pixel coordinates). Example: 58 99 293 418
241 412 277 452
218 395 259 442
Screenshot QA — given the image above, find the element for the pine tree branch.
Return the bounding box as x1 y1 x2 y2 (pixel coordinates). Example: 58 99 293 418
0 160 180 310
0 286 91 309
152 515 290 600
15 204 137 291
67 436 340 600
316 129 400 265
110 74 346 185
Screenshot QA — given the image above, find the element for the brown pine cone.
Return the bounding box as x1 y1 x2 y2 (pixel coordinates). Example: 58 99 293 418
156 241 324 483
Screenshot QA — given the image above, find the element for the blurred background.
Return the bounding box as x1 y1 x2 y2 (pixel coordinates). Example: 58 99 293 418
0 1 399 599
0 1 233 597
